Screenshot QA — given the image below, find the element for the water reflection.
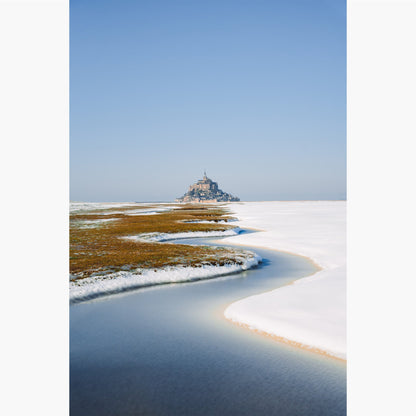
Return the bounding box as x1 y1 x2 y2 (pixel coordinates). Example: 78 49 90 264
71 238 346 416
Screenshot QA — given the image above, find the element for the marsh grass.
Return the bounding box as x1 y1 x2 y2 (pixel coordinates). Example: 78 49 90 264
70 204 241 279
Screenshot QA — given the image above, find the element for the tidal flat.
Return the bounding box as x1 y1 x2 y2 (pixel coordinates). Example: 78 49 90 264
71 239 346 416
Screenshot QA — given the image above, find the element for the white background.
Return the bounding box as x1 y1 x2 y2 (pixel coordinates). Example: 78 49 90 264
1 0 415 414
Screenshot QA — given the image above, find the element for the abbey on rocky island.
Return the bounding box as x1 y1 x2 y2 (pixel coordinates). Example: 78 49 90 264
176 172 240 203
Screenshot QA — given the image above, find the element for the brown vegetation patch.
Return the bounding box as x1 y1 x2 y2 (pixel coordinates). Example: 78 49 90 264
70 204 241 279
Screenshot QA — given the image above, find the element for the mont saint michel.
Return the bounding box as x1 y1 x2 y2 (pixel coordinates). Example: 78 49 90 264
176 173 240 203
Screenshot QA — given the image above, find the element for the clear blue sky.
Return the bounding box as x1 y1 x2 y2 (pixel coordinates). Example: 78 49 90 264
70 0 346 202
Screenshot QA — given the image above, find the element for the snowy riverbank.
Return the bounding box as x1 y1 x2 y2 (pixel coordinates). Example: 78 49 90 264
123 228 241 242
222 201 346 360
70 251 261 304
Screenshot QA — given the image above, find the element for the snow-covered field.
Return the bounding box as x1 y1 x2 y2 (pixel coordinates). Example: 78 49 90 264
222 201 346 360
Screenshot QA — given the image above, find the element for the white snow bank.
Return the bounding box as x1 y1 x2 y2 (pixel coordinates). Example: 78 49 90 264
222 201 346 359
102 207 175 215
70 252 262 304
181 219 238 224
124 210 161 216
123 227 241 242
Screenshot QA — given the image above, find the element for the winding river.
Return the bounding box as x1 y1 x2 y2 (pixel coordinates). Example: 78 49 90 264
70 232 346 415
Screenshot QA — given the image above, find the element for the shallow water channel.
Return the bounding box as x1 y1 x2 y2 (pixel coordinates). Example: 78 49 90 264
70 233 346 415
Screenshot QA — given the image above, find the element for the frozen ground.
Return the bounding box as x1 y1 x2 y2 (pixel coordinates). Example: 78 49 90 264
222 201 346 360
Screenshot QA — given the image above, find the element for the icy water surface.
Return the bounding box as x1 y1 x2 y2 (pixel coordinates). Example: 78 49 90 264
71 237 346 415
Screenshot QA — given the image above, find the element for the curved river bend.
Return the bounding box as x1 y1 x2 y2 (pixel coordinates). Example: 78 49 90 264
71 234 346 416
